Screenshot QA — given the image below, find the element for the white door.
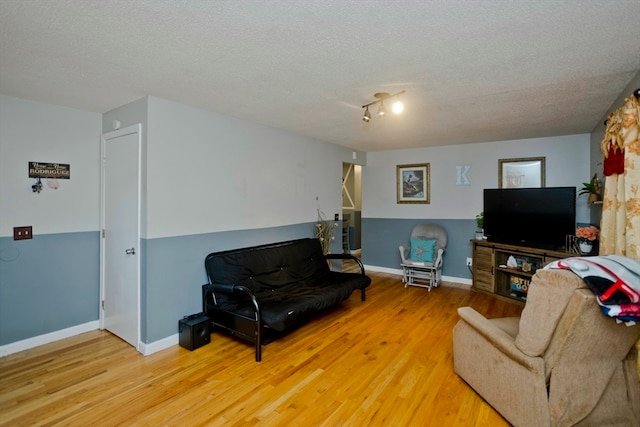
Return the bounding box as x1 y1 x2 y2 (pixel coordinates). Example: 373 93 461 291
100 124 141 351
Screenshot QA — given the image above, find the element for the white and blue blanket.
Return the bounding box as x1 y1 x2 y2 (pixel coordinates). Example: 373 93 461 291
545 255 640 324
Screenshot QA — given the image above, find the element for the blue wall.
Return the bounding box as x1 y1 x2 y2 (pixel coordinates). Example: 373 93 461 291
0 232 100 345
0 224 328 346
143 222 318 343
362 218 476 279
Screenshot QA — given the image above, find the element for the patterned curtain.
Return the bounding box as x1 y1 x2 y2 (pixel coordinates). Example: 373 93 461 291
599 92 640 260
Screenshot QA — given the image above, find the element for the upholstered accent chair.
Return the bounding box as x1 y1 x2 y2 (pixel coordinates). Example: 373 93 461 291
398 223 447 291
453 268 640 427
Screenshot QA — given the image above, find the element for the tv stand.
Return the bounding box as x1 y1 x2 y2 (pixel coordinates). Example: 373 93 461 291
471 240 574 303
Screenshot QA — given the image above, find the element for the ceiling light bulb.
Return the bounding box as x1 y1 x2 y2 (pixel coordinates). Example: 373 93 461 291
377 101 386 117
392 100 404 114
363 107 371 122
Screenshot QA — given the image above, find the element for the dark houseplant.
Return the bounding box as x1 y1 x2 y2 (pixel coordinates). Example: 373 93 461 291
578 174 602 204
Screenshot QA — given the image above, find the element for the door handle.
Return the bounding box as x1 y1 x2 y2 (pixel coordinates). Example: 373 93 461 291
125 248 136 255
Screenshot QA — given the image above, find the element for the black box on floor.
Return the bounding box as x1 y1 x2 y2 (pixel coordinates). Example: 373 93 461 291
178 314 210 350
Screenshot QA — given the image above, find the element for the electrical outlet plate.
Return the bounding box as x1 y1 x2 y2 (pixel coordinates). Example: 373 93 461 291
466 257 473 267
14 226 33 240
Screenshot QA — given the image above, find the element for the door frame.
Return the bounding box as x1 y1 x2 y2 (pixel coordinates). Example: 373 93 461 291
99 124 142 352
342 162 362 253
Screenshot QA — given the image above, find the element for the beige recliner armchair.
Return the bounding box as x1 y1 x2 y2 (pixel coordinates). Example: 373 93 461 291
453 268 640 427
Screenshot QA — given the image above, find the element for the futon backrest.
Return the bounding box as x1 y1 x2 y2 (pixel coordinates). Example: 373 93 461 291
204 238 330 293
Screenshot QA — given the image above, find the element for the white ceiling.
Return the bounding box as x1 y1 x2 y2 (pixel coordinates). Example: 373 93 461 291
1 0 639 152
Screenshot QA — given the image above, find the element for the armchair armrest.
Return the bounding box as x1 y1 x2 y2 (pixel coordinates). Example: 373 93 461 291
398 245 409 263
206 283 236 293
325 253 366 275
202 283 261 319
202 282 242 311
457 307 542 372
201 282 264 362
434 248 444 268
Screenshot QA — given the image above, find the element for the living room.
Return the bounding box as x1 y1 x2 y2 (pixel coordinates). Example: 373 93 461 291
1 2 639 423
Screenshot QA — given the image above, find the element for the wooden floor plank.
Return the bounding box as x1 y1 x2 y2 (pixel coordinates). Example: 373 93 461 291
0 271 521 426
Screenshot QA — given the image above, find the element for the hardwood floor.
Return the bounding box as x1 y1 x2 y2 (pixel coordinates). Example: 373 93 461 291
0 272 522 426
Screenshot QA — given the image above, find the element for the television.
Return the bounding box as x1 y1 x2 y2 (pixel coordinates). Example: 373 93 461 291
483 187 576 250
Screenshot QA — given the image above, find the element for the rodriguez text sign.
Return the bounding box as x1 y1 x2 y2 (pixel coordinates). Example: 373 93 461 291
29 162 70 179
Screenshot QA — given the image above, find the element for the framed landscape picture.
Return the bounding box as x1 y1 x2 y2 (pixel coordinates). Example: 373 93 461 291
498 157 545 188
397 163 430 204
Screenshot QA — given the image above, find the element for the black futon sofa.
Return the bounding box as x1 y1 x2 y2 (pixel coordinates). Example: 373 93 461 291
202 238 371 361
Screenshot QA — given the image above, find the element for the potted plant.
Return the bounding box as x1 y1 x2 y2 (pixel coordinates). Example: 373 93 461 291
576 225 599 254
475 212 484 240
315 209 338 255
578 174 601 204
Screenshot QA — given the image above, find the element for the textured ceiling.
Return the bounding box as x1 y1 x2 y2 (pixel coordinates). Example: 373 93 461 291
1 0 639 151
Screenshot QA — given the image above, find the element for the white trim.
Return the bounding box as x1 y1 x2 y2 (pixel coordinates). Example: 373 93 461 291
0 265 470 359
443 276 472 286
139 334 178 356
0 325 179 358
342 163 355 210
0 321 99 357
363 264 471 286
364 265 403 275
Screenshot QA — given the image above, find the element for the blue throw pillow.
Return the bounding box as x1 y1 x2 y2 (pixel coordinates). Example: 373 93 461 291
410 238 436 262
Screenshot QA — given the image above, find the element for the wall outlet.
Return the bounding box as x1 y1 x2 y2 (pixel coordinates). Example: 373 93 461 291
466 257 473 267
14 226 33 240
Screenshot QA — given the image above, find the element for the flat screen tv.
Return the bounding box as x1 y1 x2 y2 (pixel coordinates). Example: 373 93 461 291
483 187 576 250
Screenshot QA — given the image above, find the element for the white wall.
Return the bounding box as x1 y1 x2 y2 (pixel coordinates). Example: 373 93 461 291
0 95 102 236
100 96 370 344
363 134 591 223
0 93 594 349
0 95 102 348
144 97 359 239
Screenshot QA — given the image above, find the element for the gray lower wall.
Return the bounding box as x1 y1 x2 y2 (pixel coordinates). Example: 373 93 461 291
1 220 476 347
362 218 476 279
143 222 320 343
0 232 100 345
0 221 475 347
0 223 326 347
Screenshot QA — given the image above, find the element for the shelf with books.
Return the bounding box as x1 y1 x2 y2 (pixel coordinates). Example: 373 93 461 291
471 240 572 304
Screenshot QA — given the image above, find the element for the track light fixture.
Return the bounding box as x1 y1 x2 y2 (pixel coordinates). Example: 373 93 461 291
362 106 371 122
362 90 405 122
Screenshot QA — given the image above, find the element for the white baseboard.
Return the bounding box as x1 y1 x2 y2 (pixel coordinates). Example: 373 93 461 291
442 276 472 286
1 267 471 359
139 334 178 356
363 264 471 286
0 321 99 357
363 264 402 275
0 325 179 358
136 269 472 357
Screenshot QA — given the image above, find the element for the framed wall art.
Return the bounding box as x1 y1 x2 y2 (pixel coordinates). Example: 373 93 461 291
397 163 430 204
498 157 545 188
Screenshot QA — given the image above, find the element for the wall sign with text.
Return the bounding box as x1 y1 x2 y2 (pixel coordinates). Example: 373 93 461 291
28 162 70 179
